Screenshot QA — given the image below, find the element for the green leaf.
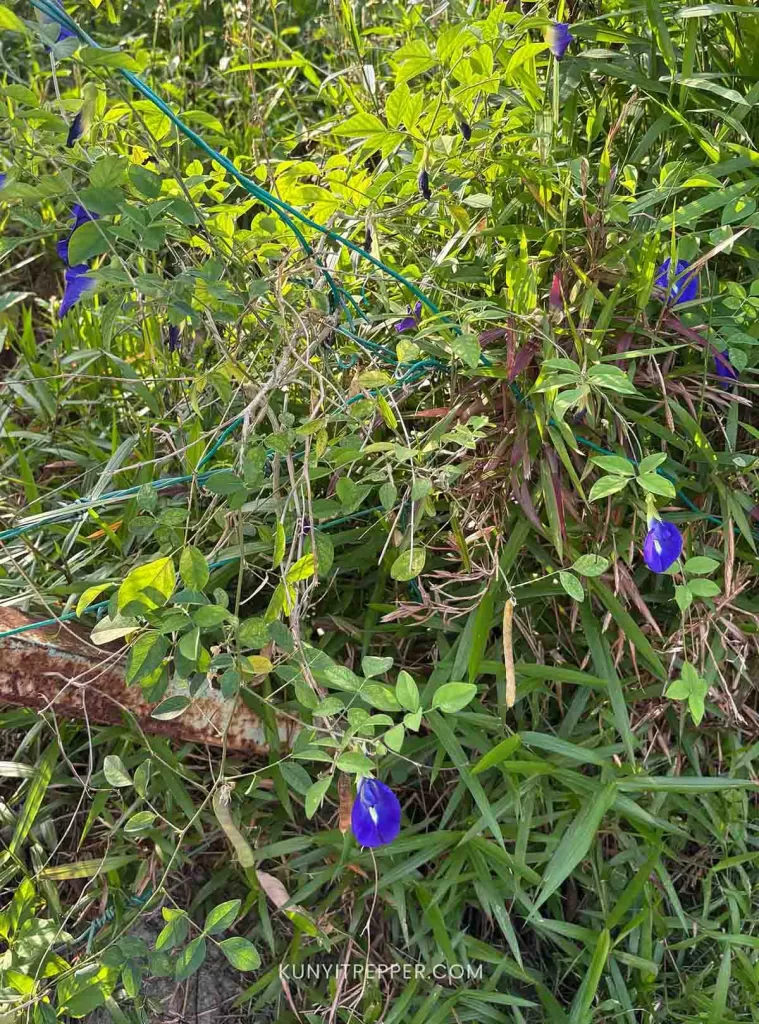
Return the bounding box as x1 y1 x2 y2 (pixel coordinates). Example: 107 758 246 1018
203 899 241 935
588 476 629 501
134 760 151 798
666 679 691 700
472 735 522 775
333 111 387 136
57 965 116 1018
590 455 636 476
238 616 269 648
377 721 403 752
390 547 426 581
569 929 611 1024
362 656 393 678
431 682 477 714
638 452 667 474
118 556 176 612
68 220 110 265
175 936 207 982
124 811 155 833
129 163 163 198
89 154 128 189
683 556 719 575
336 752 374 774
152 696 191 721
76 583 113 617
90 612 141 646
559 571 585 601
396 670 420 712
179 626 201 661
306 530 334 577
79 46 141 71
404 710 422 731
0 5 25 31
103 754 132 788
305 777 331 819
533 783 617 913
689 578 721 598
379 481 397 510
286 553 316 583
637 472 676 498
125 632 168 685
218 936 261 971
179 546 209 590
675 584 694 612
361 683 402 711
192 605 230 627
10 743 57 856
155 908 189 951
272 521 286 569
571 554 610 578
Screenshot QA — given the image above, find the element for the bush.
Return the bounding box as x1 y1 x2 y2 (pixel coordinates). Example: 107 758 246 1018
1 0 758 1020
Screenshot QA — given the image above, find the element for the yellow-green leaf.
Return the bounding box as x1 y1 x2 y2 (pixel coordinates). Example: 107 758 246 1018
0 5 25 32
118 556 176 612
76 583 113 617
286 553 315 584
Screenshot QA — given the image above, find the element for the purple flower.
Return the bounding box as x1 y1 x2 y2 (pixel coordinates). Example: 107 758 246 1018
66 111 84 148
40 0 75 44
546 22 574 59
167 325 181 352
351 777 401 848
0 173 6 191
57 204 99 264
714 349 738 388
459 120 472 141
418 169 431 201
59 264 95 318
654 258 698 306
66 83 97 148
642 519 683 573
394 301 422 333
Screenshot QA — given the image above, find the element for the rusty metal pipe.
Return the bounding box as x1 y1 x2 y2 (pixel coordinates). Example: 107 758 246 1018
0 609 294 753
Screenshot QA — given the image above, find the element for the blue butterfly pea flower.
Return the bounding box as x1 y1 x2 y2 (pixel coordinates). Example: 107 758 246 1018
0 172 6 190
39 0 75 44
67 82 98 148
546 22 574 59
60 264 95 318
394 301 422 333
351 777 401 848
655 258 698 306
66 111 84 148
643 518 682 573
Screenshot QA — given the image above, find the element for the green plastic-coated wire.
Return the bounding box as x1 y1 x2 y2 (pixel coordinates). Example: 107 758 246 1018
30 0 446 320
0 509 385 640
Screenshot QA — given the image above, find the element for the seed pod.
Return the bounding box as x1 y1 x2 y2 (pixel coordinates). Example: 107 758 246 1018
338 773 352 834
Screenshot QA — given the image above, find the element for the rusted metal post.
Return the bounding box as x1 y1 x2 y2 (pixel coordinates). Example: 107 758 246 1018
0 609 294 753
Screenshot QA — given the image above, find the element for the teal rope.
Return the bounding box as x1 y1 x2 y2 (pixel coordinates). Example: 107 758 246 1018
29 0 446 321
0 507 385 640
